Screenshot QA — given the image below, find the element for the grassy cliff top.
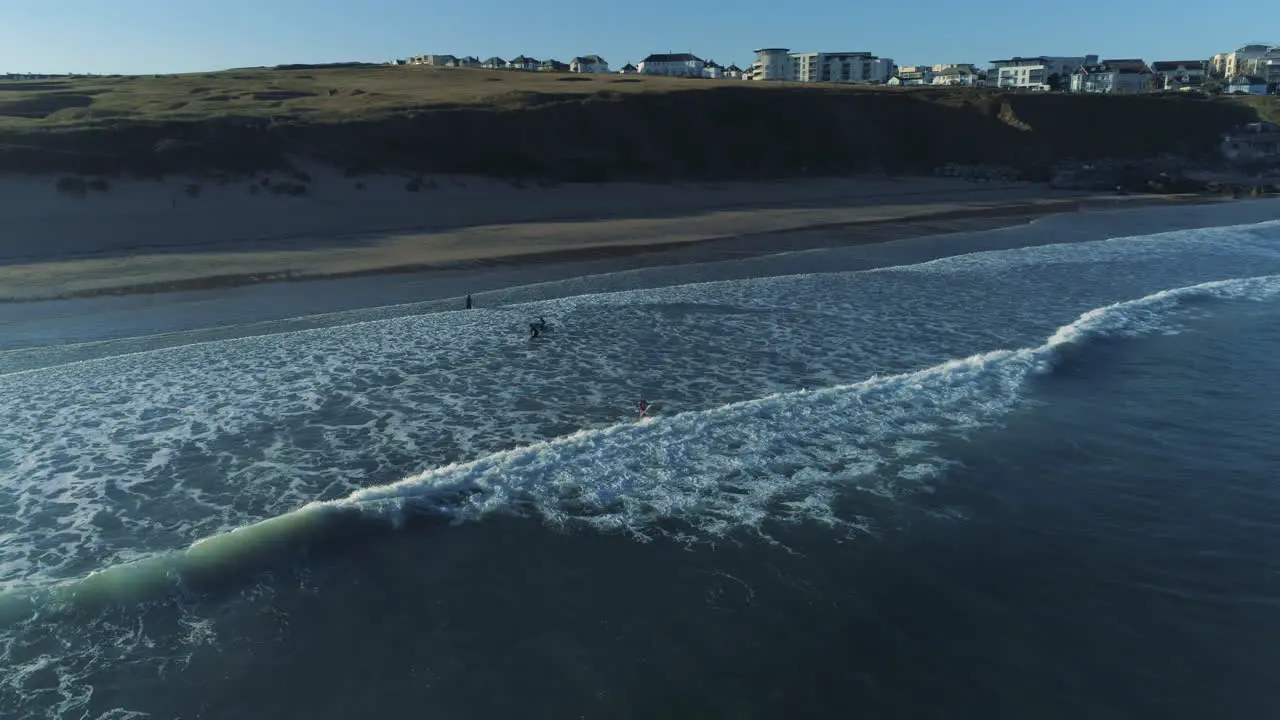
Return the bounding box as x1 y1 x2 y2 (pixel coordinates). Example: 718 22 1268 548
0 64 756 126
1 64 1277 181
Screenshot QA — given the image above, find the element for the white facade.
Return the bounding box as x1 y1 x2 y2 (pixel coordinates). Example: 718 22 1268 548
406 54 456 66
748 48 894 83
1069 61 1152 94
1222 45 1272 78
507 56 539 71
570 55 610 73
637 53 704 76
989 56 1094 90
748 48 792 80
930 66 979 86
1227 75 1269 94
1266 58 1280 90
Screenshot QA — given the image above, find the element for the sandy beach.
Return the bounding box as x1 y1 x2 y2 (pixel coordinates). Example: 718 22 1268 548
0 169 1228 302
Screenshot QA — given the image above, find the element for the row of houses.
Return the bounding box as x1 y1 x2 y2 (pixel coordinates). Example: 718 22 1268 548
397 43 1280 95
739 44 1277 93
397 52 746 79
979 52 1277 95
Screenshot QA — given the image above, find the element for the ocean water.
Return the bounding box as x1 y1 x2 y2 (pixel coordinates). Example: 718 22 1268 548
2 202 1280 719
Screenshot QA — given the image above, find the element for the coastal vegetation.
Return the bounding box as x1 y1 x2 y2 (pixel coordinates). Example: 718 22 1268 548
1 63 1277 184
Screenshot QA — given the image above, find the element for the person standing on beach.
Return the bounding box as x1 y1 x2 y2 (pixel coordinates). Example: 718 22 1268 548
465 294 472 310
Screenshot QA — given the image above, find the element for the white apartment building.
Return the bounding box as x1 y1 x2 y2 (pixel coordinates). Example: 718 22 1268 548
989 55 1096 90
1212 45 1273 78
748 48 895 83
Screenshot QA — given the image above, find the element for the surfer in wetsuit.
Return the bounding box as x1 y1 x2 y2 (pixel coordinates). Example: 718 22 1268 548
529 317 548 338
529 321 541 338
638 395 650 418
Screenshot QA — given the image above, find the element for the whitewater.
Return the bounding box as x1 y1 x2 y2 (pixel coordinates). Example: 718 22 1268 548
2 201 1280 720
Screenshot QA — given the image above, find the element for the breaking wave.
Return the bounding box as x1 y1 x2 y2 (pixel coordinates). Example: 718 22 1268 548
4 273 1278 622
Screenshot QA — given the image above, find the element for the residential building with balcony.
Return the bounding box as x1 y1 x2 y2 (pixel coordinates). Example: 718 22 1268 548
989 55 1096 91
747 49 894 83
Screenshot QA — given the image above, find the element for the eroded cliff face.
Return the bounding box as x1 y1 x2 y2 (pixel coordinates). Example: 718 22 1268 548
0 86 1275 182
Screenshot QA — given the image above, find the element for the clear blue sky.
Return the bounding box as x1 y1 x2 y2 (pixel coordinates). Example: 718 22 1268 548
0 0 1268 75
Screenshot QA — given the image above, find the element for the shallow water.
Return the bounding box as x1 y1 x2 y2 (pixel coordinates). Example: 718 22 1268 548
1 201 1279 719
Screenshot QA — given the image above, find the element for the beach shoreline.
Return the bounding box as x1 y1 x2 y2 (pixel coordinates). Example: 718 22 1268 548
0 169 1236 303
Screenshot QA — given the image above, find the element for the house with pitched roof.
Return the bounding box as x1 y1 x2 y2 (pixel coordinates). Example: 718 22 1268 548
538 59 570 72
1069 59 1153 93
481 57 507 70
1150 60 1207 91
507 55 539 71
569 55 610 73
703 60 725 79
723 64 745 79
929 64 980 86
618 63 638 74
637 53 704 77
1226 75 1269 94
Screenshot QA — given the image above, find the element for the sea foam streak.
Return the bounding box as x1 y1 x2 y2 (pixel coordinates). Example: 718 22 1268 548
4 273 1278 621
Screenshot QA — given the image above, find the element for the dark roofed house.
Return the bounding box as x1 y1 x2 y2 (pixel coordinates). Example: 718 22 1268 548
538 58 570 72
481 56 507 70
508 55 539 71
637 52 704 77
618 63 638 74
1070 58 1153 93
1150 60 1207 90
570 55 610 73
1227 75 1269 94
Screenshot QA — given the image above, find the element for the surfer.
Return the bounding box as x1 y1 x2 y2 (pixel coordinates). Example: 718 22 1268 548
529 316 548 338
638 395 650 419
465 294 472 310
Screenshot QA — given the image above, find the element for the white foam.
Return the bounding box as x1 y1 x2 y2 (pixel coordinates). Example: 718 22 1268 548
0 219 1278 588
312 273 1280 540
